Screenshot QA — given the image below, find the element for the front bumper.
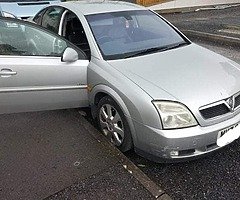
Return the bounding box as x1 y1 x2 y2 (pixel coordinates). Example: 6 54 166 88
131 112 240 162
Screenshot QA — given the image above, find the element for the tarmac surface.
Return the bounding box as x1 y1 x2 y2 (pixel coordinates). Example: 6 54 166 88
126 139 240 200
0 110 156 200
161 5 240 38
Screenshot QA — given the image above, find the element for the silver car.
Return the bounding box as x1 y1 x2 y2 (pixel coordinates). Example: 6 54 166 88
0 0 62 19
1 1 240 162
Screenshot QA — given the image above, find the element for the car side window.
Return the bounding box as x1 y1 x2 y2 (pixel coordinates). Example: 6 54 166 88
33 8 46 24
0 18 69 57
62 11 91 59
41 7 64 34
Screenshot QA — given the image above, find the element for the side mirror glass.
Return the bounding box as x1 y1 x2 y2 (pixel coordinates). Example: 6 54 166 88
61 47 78 62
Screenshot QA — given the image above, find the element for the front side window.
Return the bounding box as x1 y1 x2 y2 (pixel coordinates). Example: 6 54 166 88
86 10 189 60
41 6 64 34
62 11 91 59
0 18 67 56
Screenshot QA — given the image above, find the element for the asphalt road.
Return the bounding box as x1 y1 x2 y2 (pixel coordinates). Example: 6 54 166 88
125 41 240 200
161 5 240 38
0 110 154 200
0 110 117 199
125 140 240 200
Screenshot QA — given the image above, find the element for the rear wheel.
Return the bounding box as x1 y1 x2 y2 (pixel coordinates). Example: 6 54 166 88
96 96 133 152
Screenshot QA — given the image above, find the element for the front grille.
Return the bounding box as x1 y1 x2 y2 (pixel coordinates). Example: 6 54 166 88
200 103 229 119
200 92 240 120
235 94 240 108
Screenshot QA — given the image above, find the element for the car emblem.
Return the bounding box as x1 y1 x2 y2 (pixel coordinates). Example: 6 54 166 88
226 96 235 112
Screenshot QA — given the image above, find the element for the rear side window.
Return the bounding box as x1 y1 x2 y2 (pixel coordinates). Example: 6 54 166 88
33 8 46 24
41 7 64 34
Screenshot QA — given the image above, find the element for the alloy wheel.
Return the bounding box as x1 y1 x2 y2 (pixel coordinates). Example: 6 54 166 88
99 104 124 146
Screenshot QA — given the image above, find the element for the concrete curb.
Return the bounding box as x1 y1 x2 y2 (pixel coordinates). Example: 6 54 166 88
80 115 172 200
182 29 240 47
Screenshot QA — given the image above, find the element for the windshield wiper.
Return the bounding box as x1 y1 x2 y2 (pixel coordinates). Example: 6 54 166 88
162 42 188 51
124 42 188 58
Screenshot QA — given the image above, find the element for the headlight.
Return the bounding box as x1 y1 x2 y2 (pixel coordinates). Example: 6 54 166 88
153 101 198 129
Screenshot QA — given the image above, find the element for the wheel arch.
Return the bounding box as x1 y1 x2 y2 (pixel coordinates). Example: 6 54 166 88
89 84 137 145
90 84 131 118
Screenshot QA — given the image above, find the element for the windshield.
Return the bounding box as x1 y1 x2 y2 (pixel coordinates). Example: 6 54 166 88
86 10 189 60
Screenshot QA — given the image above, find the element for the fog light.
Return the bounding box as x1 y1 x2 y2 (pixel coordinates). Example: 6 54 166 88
170 150 179 156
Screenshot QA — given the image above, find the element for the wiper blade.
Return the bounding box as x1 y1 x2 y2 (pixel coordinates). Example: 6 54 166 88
162 42 188 51
125 47 165 58
124 42 188 58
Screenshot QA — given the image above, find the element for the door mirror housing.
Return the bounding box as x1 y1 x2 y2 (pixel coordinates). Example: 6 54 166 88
61 47 78 62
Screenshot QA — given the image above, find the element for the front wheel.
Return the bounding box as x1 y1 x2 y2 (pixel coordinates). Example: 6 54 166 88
96 96 133 152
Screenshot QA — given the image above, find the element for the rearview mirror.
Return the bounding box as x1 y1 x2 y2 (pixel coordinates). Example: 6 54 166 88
61 47 78 62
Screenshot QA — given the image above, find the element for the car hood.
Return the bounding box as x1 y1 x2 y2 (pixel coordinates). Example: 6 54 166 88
107 43 240 112
0 1 59 18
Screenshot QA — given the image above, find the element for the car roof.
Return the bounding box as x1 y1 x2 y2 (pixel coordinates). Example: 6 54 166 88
58 0 146 15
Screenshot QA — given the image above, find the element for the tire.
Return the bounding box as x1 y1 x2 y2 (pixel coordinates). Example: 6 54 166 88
96 96 133 152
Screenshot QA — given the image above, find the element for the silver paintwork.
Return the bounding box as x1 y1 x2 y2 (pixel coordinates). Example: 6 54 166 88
0 85 87 93
0 0 61 19
3 1 240 161
61 47 79 62
0 52 89 114
59 1 145 15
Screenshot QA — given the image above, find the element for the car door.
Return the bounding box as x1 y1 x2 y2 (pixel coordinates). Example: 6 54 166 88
0 17 89 114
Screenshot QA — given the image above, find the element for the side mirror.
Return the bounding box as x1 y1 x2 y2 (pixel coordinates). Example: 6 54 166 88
61 47 78 62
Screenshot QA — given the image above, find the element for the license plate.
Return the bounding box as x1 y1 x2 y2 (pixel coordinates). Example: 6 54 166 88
217 123 240 147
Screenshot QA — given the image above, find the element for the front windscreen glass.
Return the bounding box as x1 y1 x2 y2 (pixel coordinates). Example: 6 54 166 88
86 10 188 60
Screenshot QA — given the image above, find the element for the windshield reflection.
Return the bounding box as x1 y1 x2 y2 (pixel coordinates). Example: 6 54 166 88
86 10 189 60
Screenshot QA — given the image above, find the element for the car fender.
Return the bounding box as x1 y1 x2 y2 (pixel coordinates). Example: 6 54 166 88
89 84 137 143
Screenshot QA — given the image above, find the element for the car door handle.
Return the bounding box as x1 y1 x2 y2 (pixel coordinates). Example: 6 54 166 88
0 69 17 77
